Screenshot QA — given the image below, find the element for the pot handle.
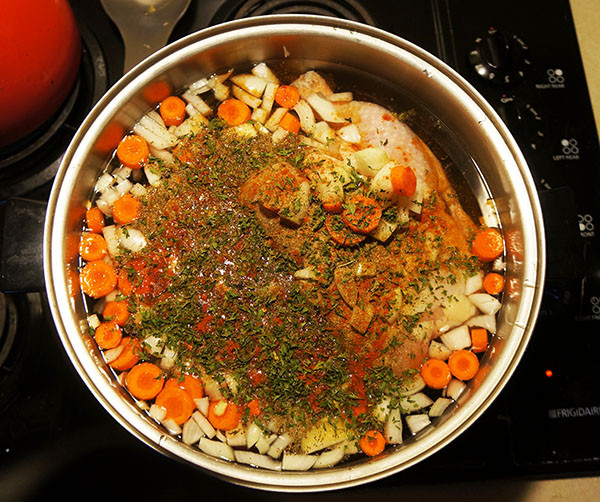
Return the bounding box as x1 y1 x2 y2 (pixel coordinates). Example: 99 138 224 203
0 198 47 292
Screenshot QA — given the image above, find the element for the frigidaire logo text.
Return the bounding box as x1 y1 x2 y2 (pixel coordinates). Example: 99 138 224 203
548 406 600 419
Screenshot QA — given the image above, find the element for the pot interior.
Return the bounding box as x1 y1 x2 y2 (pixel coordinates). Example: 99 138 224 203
45 16 544 491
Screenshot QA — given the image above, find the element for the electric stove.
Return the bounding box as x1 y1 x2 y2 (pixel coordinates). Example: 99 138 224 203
1 0 598 497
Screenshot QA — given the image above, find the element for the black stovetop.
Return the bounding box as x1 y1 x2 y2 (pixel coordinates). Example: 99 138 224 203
1 0 599 498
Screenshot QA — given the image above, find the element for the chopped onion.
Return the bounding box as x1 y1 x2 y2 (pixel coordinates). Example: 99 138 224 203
114 178 133 196
234 451 281 471
103 345 124 364
246 422 262 449
232 84 262 109
399 392 433 412
101 225 121 257
144 165 161 187
194 396 209 416
188 77 210 94
260 82 278 114
87 314 101 330
112 166 132 181
272 127 290 144
162 418 182 435
465 272 483 295
117 227 146 253
468 293 502 315
255 433 278 455
198 437 235 461
305 93 346 123
264 107 288 132
143 335 165 355
202 377 224 401
267 433 291 459
429 397 453 417
95 197 112 216
230 73 267 98
398 372 426 396
226 426 246 447
160 345 177 370
133 114 177 150
292 99 316 135
428 339 452 361
181 90 212 115
149 404 167 422
312 121 336 144
192 411 216 439
467 314 497 333
384 408 403 444
98 186 120 207
251 107 268 124
337 123 361 143
445 378 467 401
406 414 431 435
130 183 147 197
252 62 280 84
373 396 391 421
95 172 115 193
282 453 317 471
313 446 345 468
326 91 353 103
440 324 472 351
182 416 204 445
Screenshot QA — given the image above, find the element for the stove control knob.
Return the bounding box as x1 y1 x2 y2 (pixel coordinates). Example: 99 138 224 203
469 28 532 84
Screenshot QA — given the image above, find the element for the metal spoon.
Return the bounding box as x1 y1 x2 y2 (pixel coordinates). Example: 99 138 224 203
100 0 191 73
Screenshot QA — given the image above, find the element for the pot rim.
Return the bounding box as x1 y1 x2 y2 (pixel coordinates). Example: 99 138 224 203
44 15 545 492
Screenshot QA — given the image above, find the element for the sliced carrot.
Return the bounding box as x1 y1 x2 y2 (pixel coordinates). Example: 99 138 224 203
79 232 108 261
448 350 480 381
117 268 133 296
112 193 141 225
155 385 195 425
470 328 488 353
86 207 105 233
390 164 417 197
94 121 124 154
247 398 261 417
109 337 141 371
279 112 300 134
165 374 204 400
322 198 343 214
207 400 241 431
275 85 300 108
102 300 129 326
359 430 386 457
94 321 122 350
116 134 149 169
420 358 452 389
483 272 504 295
325 214 366 246
342 195 382 234
159 95 187 126
142 81 172 105
126 362 165 400
471 227 504 262
79 260 117 298
217 98 251 126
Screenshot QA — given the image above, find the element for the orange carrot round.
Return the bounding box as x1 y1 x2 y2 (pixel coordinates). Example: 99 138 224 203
342 194 382 234
109 337 140 371
79 232 108 261
279 112 300 134
247 398 261 417
359 429 386 457
86 207 105 233
79 260 117 298
112 193 141 224
102 300 129 326
94 321 122 350
142 80 172 105
470 328 488 353
159 95 187 126
325 214 366 246
275 85 300 108
217 98 251 126
165 374 204 400
155 385 195 425
126 362 165 400
390 164 417 197
448 350 480 381
471 227 504 262
483 272 504 295
116 134 149 169
94 122 124 154
207 400 241 431
117 269 133 297
420 358 452 389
